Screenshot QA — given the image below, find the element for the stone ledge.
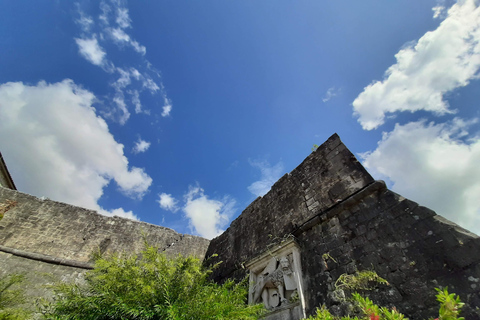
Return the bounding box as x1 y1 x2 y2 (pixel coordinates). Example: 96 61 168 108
0 244 93 269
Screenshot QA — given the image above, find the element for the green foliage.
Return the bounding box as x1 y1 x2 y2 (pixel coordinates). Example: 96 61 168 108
312 144 319 152
435 287 464 320
303 287 464 320
335 271 389 291
0 274 30 320
41 245 264 320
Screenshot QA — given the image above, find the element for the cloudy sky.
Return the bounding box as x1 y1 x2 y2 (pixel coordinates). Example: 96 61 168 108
1 0 479 238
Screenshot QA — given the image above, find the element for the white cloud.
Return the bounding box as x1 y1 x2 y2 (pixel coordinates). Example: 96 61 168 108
143 78 160 93
131 90 142 113
116 7 131 29
432 6 446 19
74 1 171 125
247 160 285 197
132 138 151 154
361 119 480 235
322 86 340 103
75 37 106 66
99 207 138 220
183 185 235 239
157 193 179 212
353 0 480 130
109 28 146 55
113 95 131 125
76 11 94 32
0 80 152 217
162 101 172 117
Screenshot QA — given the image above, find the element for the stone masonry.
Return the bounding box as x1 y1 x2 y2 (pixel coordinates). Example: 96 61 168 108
0 186 210 313
206 134 480 319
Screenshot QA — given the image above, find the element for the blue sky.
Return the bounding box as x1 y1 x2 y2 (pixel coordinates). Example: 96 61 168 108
1 0 479 238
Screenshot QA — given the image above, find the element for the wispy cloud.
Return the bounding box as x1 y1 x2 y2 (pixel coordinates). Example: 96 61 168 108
0 80 152 220
322 86 341 103
73 1 172 125
247 160 285 197
353 0 480 130
132 138 151 154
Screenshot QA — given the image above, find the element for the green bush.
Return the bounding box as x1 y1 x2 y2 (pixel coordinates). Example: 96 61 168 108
0 274 30 320
41 245 264 319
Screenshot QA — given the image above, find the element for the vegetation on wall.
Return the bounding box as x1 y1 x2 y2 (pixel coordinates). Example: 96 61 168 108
306 271 465 320
40 245 264 320
305 287 464 320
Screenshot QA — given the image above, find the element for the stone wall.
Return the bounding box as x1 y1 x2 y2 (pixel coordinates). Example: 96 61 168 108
0 187 210 262
0 186 210 315
206 134 480 319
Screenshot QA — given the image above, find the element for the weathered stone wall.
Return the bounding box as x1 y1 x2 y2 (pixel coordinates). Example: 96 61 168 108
0 251 86 317
206 134 480 319
206 134 374 283
0 186 210 316
297 181 480 319
0 187 210 262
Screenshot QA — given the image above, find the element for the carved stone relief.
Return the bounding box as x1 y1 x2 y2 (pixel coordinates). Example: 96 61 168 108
245 239 305 320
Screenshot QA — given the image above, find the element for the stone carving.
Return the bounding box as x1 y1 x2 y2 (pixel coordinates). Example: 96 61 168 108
246 238 306 319
252 256 297 308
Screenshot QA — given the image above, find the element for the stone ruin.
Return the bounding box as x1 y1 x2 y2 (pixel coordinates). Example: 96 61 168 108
1 134 479 319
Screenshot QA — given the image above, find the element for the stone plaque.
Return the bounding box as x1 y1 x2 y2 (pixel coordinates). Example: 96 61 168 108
245 238 305 320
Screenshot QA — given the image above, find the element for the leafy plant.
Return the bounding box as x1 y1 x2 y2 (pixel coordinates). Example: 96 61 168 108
435 287 464 320
41 245 264 319
335 270 389 291
0 274 30 320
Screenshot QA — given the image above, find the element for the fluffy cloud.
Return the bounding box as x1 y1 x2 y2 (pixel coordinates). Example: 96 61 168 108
361 119 480 235
75 37 106 66
157 193 179 212
183 185 235 239
132 138 151 154
353 0 480 130
247 160 285 197
0 80 152 219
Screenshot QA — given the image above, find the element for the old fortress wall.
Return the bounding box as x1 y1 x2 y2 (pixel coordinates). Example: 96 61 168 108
0 186 209 306
0 134 479 319
206 134 480 319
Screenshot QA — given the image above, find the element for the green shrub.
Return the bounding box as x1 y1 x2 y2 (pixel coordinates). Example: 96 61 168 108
0 274 30 320
41 245 264 319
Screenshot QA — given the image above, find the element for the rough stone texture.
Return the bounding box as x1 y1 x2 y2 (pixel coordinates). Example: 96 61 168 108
0 187 210 262
206 134 374 281
206 134 480 320
0 251 86 319
0 186 210 315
